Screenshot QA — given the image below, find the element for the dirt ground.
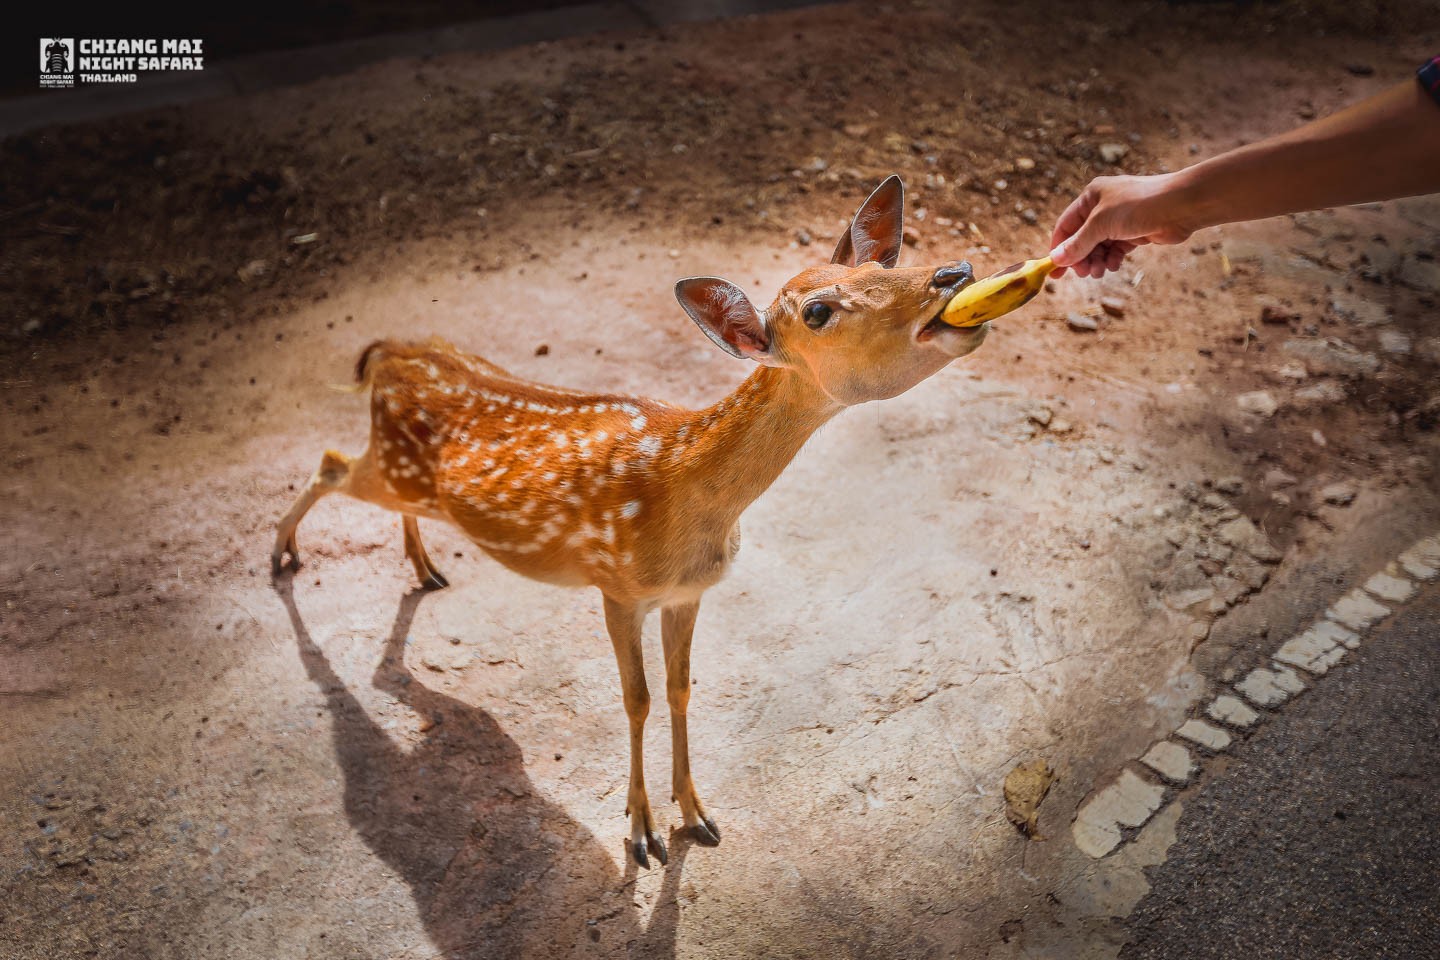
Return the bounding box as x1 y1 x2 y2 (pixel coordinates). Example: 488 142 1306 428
3 2 1439 958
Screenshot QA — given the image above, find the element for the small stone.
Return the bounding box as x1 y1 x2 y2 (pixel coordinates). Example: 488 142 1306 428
1015 157 1036 171
1379 330 1411 355
1263 468 1298 490
1028 406 1053 426
1326 589 1390 632
1346 63 1374 76
1236 390 1277 417
1258 297 1297 324
1292 380 1348 409
1297 103 1316 120
1098 142 1129 164
1072 768 1166 858
1175 719 1232 752
1329 293 1389 328
1140 741 1196 784
1021 208 1038 225
1099 297 1126 317
1398 537 1440 581
1215 476 1245 496
842 123 871 138
1215 516 1281 563
795 229 813 246
1274 619 1359 674
902 226 921 247
1067 313 1099 332
422 655 446 672
1363 571 1416 604
534 343 550 356
1208 695 1261 729
1318 481 1357 505
1398 257 1440 292
667 249 681 259
237 259 268 281
1236 664 1306 707
1048 418 1073 434
1281 338 1381 378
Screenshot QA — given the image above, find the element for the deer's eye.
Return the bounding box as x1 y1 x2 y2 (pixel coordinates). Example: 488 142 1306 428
802 302 834 330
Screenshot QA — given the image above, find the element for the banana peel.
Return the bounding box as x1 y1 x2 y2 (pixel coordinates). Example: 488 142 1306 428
940 256 1055 328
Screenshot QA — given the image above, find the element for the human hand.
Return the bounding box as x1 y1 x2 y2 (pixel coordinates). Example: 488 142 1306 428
1048 173 1197 278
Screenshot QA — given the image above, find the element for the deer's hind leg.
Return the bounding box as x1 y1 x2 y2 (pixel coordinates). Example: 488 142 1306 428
402 515 449 590
272 449 353 574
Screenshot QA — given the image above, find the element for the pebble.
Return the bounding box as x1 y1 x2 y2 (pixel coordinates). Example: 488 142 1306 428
1257 297 1296 324
1099 297 1126 317
1379 330 1412 355
1291 380 1348 409
1263 468 1298 490
1215 476 1245 495
1318 481 1357 506
1236 390 1277 418
1346 63 1375 76
1398 257 1440 292
795 229 812 246
534 343 550 356
1281 337 1380 378
1015 157 1036 171
1021 208 1038 225
1028 406 1054 427
1067 313 1099 332
902 226 921 247
1098 142 1129 164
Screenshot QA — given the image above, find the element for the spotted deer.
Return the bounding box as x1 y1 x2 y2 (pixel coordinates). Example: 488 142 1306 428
272 176 987 867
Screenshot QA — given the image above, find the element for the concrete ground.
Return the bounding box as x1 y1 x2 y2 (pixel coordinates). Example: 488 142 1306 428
3 3 1439 959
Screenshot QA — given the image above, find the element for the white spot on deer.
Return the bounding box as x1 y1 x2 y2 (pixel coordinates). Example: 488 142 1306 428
489 466 507 480
621 403 640 416
622 500 642 519
631 415 647 431
505 414 516 423
677 425 690 439
552 432 569 448
638 436 661 457
542 471 557 483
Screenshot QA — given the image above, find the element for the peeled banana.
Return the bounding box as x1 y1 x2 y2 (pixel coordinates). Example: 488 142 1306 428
940 256 1055 328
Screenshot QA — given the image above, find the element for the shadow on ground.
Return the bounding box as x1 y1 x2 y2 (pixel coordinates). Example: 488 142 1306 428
276 579 688 959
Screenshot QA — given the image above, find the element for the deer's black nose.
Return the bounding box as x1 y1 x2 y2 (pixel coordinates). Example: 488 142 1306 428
932 261 974 288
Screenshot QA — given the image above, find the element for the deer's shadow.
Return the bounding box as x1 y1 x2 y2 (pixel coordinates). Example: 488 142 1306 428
275 581 687 959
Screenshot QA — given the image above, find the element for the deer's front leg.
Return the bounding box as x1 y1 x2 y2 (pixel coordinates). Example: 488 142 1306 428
662 601 720 847
603 594 666 868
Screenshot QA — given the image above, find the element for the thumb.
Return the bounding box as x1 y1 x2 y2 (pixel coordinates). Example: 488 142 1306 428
1050 216 1108 268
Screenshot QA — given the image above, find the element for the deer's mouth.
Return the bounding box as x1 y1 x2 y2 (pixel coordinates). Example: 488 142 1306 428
915 291 960 343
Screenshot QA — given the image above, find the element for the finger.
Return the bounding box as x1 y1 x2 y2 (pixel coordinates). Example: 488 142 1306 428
1049 184 1099 261
1106 245 1126 273
1051 204 1113 269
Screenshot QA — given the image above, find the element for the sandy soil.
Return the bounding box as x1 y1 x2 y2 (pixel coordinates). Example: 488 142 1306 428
3 3 1439 958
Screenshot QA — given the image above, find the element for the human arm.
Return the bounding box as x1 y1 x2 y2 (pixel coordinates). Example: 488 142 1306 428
1049 75 1440 278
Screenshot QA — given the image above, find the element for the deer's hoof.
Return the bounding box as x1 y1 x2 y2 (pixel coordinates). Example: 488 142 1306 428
692 817 721 847
645 830 668 866
421 570 450 590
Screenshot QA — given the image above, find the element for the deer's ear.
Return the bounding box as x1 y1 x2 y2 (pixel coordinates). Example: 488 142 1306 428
831 174 905 269
675 277 771 361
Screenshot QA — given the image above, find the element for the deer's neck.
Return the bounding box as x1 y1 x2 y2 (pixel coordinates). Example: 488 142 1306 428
665 366 841 526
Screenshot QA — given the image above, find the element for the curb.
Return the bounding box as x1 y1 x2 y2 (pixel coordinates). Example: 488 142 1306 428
1072 533 1440 859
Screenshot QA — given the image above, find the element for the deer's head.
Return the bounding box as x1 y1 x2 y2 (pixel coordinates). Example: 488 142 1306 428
675 175 988 406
